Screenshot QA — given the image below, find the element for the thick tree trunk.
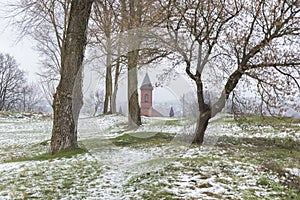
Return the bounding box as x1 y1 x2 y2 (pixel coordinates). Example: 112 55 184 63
124 0 142 127
192 69 244 144
50 0 93 154
192 108 211 144
192 79 211 144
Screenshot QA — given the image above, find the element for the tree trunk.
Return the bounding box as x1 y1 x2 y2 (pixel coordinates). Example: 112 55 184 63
72 67 83 147
192 78 211 144
128 50 141 127
111 47 121 113
192 108 211 144
103 39 112 114
50 0 93 154
111 73 118 113
103 37 113 114
123 0 142 127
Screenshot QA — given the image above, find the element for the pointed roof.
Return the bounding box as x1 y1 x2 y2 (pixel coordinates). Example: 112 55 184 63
140 73 153 90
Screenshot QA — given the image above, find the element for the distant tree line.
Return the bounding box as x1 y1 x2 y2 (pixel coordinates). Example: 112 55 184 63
0 53 45 112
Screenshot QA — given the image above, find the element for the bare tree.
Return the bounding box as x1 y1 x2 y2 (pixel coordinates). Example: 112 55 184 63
221 1 300 118
160 0 300 144
160 0 241 144
5 0 72 111
94 90 105 115
120 0 167 127
91 0 170 125
0 53 26 111
119 0 142 127
90 0 123 114
51 0 94 153
5 0 94 153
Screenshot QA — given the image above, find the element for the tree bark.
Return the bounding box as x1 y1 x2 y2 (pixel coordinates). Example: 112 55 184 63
192 69 244 145
111 46 121 113
103 37 113 114
122 0 142 127
192 106 211 144
193 108 211 144
192 92 211 144
128 49 141 127
192 77 212 144
50 0 93 154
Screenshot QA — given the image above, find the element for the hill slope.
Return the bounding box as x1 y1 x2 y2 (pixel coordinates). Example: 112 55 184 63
0 113 299 199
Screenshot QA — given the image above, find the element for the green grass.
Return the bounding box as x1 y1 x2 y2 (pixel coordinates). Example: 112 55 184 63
217 135 300 168
214 135 300 198
0 154 103 199
124 157 224 199
256 174 300 199
1 112 300 199
6 147 88 163
163 119 183 126
125 153 300 199
225 114 300 132
217 136 300 151
226 114 300 124
110 132 176 147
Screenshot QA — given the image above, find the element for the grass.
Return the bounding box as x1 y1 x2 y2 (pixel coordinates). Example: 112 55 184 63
110 132 176 147
216 136 300 166
124 157 225 199
0 154 103 199
125 151 300 199
163 119 183 126
225 114 300 132
6 147 88 163
1 112 300 199
112 116 300 199
214 135 300 198
217 136 300 151
226 114 300 124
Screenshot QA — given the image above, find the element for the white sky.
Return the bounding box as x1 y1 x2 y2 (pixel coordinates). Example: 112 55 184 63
0 18 40 81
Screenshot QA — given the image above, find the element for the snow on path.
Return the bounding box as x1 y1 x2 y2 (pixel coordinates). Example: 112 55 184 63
76 115 197 199
77 115 179 199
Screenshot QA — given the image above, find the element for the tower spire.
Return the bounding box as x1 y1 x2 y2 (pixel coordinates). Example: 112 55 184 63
140 72 153 90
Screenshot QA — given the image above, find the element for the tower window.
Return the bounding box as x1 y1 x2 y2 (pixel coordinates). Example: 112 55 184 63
145 94 149 102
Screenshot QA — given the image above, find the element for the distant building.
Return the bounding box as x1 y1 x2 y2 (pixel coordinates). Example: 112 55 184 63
140 73 163 117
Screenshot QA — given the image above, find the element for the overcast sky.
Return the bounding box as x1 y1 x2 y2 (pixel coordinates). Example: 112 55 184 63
0 18 39 81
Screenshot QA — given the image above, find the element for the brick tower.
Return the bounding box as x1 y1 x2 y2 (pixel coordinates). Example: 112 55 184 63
140 73 163 117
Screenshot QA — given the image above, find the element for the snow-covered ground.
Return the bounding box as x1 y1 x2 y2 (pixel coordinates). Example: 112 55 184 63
0 113 299 199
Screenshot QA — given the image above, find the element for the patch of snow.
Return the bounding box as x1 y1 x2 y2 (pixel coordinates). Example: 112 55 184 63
286 168 300 177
